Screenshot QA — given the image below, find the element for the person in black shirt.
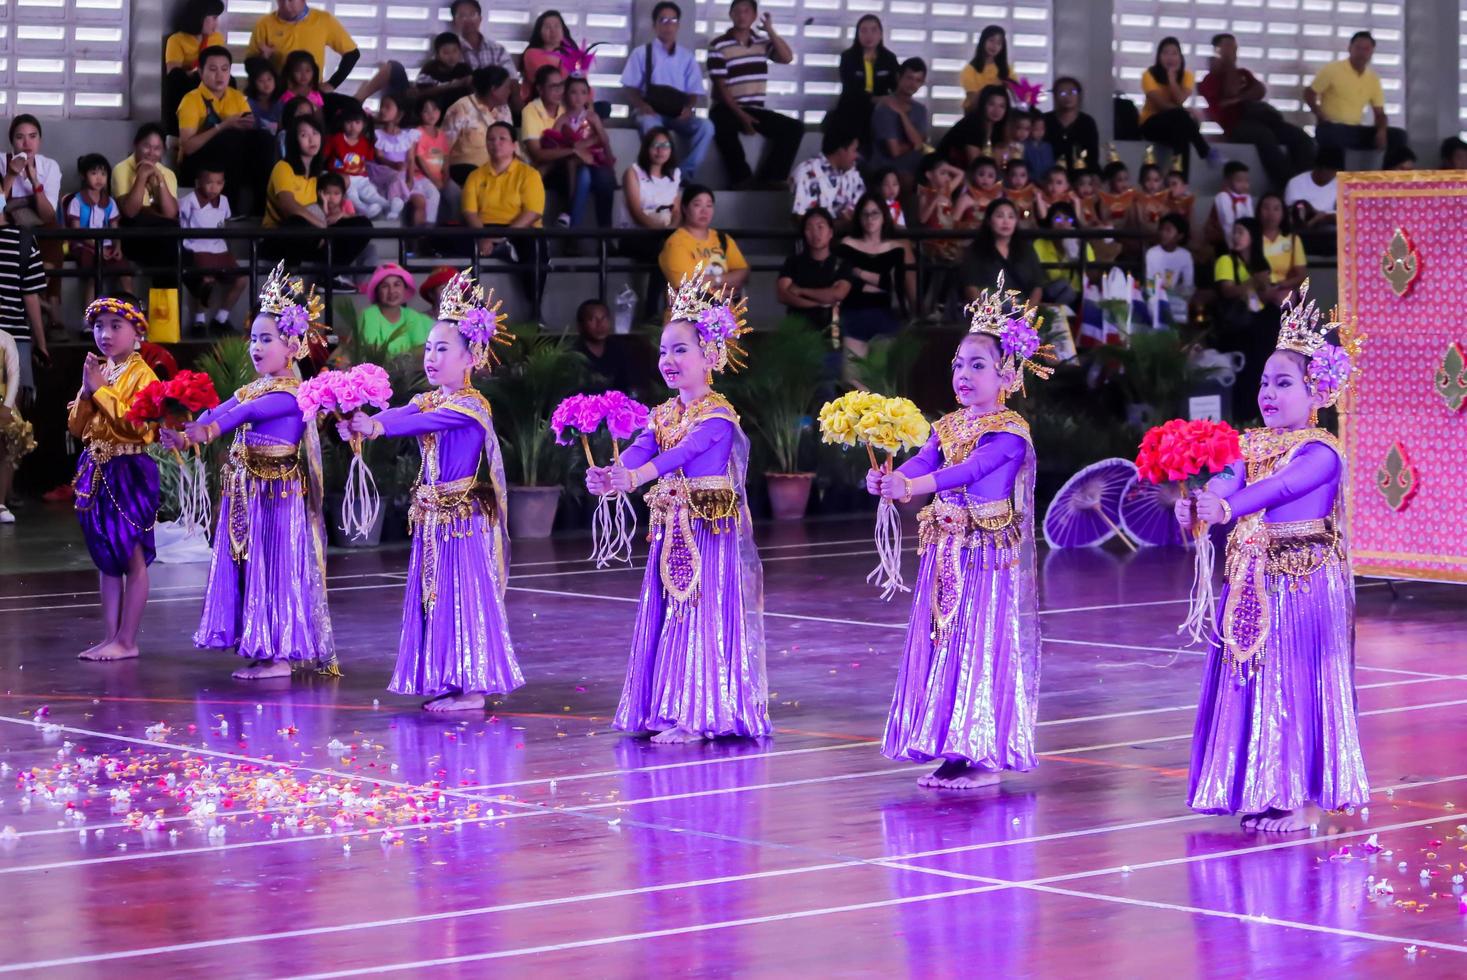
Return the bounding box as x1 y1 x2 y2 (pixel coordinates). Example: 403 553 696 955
1043 76 1101 173
777 207 851 330
823 14 900 153
938 84 1010 168
572 298 640 395
959 198 1043 305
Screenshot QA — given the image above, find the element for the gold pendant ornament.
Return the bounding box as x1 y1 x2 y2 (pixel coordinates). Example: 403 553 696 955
1375 442 1418 512
1434 341 1467 413
1380 227 1419 298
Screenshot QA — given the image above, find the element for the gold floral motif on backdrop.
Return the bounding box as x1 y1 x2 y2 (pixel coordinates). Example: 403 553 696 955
1434 341 1467 413
1381 227 1419 297
1375 441 1418 512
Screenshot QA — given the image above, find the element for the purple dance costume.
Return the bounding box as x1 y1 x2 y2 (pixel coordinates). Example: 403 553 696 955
1188 427 1368 814
615 393 770 737
884 407 1041 771
375 386 522 698
68 352 160 575
192 377 336 670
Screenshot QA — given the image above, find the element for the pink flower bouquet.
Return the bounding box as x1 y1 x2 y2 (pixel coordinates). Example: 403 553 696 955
297 365 394 541
552 390 650 567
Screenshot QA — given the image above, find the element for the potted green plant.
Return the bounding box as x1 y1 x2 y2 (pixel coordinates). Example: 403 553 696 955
480 323 587 538
726 319 826 521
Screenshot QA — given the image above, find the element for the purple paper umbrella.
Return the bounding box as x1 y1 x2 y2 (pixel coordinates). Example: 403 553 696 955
1042 458 1139 550
1119 475 1190 548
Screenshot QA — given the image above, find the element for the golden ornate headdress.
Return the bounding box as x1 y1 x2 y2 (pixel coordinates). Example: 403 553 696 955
436 268 510 370
1274 279 1365 409
666 264 750 374
84 296 148 340
256 261 323 359
1143 144 1157 166
962 271 1055 397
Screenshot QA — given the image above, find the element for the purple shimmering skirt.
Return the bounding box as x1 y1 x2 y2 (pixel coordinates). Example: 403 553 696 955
1188 558 1369 814
883 519 1038 770
390 500 522 698
615 519 771 737
194 446 334 664
74 449 159 576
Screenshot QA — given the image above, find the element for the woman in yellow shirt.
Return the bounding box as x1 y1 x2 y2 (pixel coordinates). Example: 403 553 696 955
1139 36 1216 178
960 26 1010 115
164 0 226 136
1256 193 1307 302
658 185 749 294
264 114 372 273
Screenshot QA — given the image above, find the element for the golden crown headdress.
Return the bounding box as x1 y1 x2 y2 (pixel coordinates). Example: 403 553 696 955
1274 279 1366 408
1275 279 1327 357
962 271 1055 398
256 261 322 359
666 264 750 374
436 269 510 370
1143 144 1157 166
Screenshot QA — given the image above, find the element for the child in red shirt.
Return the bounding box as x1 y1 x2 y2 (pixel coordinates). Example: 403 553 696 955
324 105 389 219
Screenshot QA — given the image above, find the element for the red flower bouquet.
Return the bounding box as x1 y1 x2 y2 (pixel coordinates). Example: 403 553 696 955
124 370 220 537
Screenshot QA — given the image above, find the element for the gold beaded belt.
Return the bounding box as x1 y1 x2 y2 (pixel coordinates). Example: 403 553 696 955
85 441 147 465
646 474 740 609
223 439 304 562
917 496 1022 644
1261 518 1329 539
409 475 498 612
231 439 301 483
1222 515 1344 677
647 475 739 527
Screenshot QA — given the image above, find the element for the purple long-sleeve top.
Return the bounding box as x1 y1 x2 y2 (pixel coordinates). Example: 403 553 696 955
375 401 484 483
621 417 736 479
196 391 306 444
1209 441 1340 521
896 431 1027 501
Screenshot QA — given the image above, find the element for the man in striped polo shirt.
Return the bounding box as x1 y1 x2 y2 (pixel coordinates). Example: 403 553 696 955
707 0 804 189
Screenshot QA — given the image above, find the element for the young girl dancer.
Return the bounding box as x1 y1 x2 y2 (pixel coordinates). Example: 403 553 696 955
68 296 160 661
1178 283 1368 832
869 273 1050 788
340 270 520 712
165 263 336 680
588 268 769 744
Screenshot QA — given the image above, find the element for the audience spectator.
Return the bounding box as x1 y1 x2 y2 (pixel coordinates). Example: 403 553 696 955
414 33 474 116
939 84 1009 167
873 168 906 227
409 96 451 226
522 65 573 198
3 115 61 328
179 166 244 333
325 103 393 220
419 265 457 309
1003 158 1039 227
1382 145 1415 171
461 122 545 259
0 209 47 411
1209 160 1253 247
177 46 273 216
836 192 912 353
618 126 682 301
1440 137 1467 170
916 153 972 315
245 0 360 99
1022 110 1055 180
707 0 802 191
0 327 30 522
960 198 1043 306
790 132 865 230
244 57 285 136
66 154 132 304
369 94 415 222
573 298 639 393
521 12 570 106
869 58 929 192
445 66 515 186
279 51 328 115
1139 36 1216 177
960 25 1010 115
112 123 180 290
1283 145 1340 255
549 77 616 228
777 207 851 331
1305 31 1406 154
825 15 900 153
1144 213 1194 321
1197 33 1313 190
163 0 225 136
1031 201 1092 306
1043 76 1099 172
359 263 433 353
622 2 713 183
277 95 321 159
1211 215 1274 400
659 184 748 290
964 156 1001 214
1256 192 1306 304
264 112 372 275
452 0 518 83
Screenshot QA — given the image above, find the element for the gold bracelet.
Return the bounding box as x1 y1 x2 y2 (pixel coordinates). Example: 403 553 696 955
900 473 914 504
1218 496 1233 524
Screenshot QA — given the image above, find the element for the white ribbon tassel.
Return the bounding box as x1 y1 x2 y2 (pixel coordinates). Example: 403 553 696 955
590 491 637 567
1178 523 1220 647
341 443 381 542
866 498 909 600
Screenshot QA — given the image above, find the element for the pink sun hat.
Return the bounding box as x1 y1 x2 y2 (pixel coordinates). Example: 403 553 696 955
361 262 417 302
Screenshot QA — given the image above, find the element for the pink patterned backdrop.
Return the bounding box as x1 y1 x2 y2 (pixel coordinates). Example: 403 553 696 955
1338 173 1467 583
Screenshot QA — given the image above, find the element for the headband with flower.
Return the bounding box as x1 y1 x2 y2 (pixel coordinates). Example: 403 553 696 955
84 297 149 341
666 264 750 374
257 261 323 360
962 272 1055 397
436 269 511 371
1274 279 1366 409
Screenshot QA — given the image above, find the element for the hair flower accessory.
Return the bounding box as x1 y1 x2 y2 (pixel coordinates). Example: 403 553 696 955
1273 279 1366 408
666 264 750 373
436 269 511 370
998 315 1041 363
1306 344 1351 399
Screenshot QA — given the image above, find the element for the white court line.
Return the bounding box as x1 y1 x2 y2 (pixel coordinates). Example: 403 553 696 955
0 571 402 605
1042 636 1455 679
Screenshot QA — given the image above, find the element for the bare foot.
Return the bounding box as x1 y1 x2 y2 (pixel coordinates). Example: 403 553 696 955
1240 811 1267 830
78 638 112 659
919 760 999 790
79 641 138 662
1251 808 1311 833
650 727 707 744
232 659 292 680
422 692 486 713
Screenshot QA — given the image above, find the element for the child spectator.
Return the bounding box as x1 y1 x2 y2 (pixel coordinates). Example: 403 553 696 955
917 153 972 317
369 94 414 222
964 157 1001 214
1032 201 1093 306
1002 158 1038 226
1023 110 1055 179
1144 213 1194 321
874 168 906 227
358 262 434 354
1133 161 1168 237
244 57 283 136
326 104 393 220
546 76 615 228
280 51 327 113
317 172 356 220
1209 160 1253 248
1072 166 1103 227
1098 160 1136 226
868 57 929 192
415 32 474 116
66 154 132 305
1164 166 1194 219
1040 165 1082 224
998 110 1031 166
409 97 450 226
179 166 244 333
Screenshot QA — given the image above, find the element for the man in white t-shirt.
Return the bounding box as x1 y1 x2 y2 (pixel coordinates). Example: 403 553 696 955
1283 145 1340 223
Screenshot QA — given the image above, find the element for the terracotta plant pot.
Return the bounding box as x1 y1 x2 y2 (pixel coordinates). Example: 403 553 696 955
507 485 561 539
765 472 815 521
